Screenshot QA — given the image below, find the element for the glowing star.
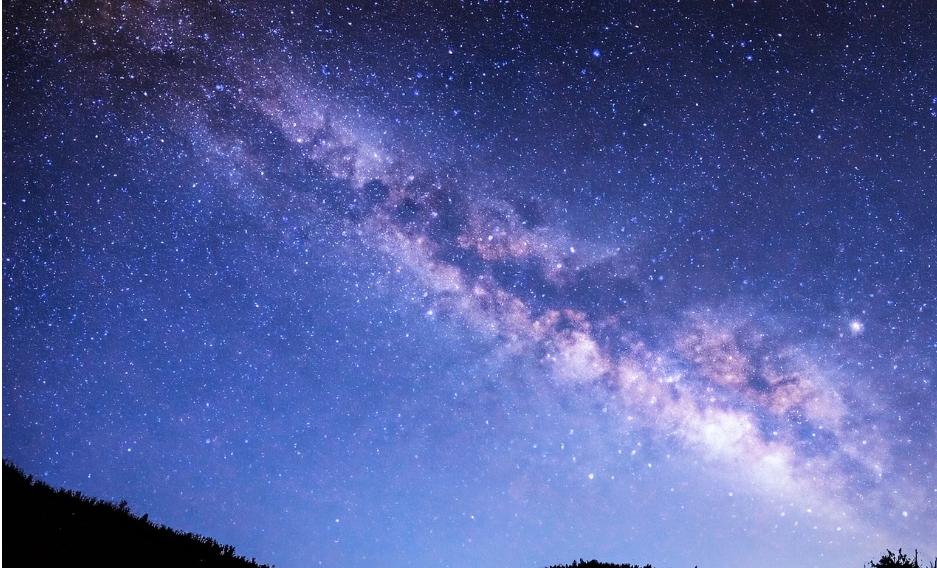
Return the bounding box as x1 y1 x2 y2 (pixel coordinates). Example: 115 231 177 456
849 320 864 335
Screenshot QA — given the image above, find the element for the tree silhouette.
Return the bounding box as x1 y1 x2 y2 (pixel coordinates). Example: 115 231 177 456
868 549 937 568
544 560 654 568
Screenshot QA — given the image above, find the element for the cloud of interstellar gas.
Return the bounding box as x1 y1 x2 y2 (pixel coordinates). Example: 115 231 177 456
4 2 936 568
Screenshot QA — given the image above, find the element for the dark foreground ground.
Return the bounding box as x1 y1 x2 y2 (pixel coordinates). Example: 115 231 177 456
4 461 932 568
3 461 271 568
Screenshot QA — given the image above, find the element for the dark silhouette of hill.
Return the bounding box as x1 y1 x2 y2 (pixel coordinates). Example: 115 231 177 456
6 460 933 568
3 460 272 568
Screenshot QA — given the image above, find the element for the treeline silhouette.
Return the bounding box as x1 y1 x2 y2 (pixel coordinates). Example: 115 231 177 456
6 460 933 568
545 560 653 568
548 548 937 568
867 550 937 568
543 549 937 568
3 460 272 567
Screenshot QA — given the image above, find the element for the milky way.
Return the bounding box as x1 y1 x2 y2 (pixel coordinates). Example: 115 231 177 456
4 2 937 567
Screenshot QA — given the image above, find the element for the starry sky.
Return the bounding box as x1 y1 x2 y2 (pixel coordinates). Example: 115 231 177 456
3 1 937 567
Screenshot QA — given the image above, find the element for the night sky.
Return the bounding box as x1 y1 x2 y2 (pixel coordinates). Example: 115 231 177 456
3 1 936 567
